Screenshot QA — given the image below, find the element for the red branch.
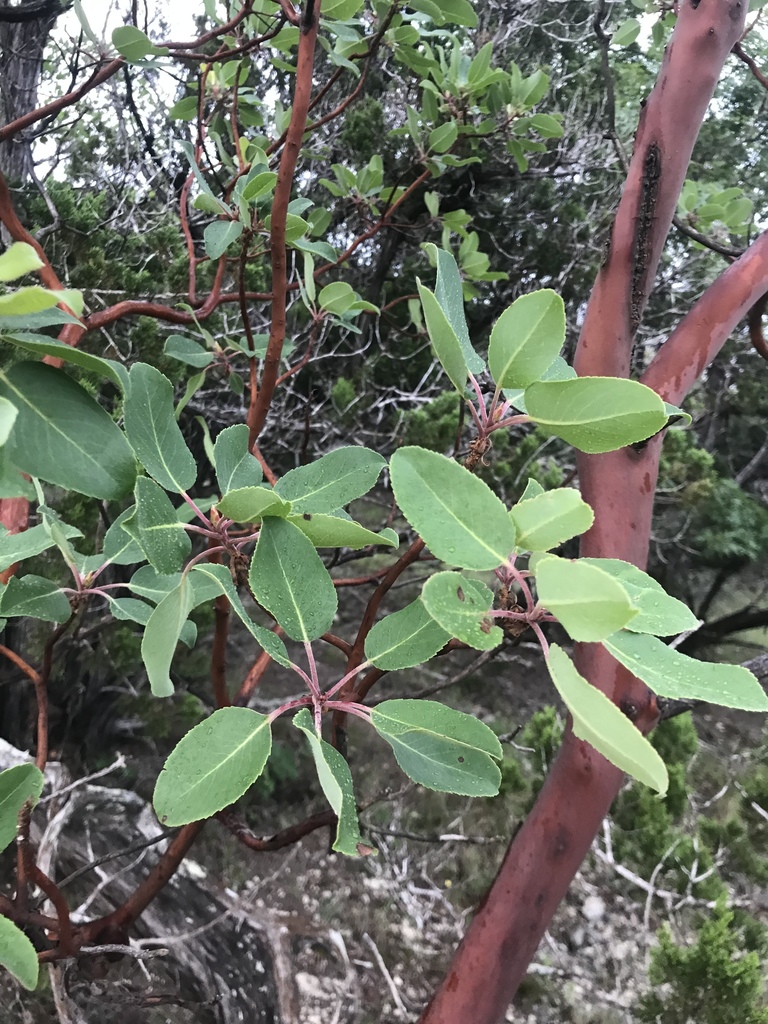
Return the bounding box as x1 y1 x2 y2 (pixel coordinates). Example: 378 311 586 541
248 0 322 447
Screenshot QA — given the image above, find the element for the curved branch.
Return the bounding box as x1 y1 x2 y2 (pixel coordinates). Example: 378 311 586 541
643 229 768 402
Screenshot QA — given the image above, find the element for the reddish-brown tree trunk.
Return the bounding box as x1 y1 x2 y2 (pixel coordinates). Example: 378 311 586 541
421 3 759 1021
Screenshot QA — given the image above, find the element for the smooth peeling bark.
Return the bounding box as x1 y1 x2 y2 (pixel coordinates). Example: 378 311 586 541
643 228 768 405
422 4 749 1022
576 0 749 380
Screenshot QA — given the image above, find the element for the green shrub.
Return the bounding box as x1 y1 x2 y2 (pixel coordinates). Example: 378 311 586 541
636 901 768 1024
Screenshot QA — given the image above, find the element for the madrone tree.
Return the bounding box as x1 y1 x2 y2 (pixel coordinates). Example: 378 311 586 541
0 1 767 1022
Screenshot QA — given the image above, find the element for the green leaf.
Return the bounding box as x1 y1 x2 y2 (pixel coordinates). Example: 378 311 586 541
274 447 385 513
534 554 638 641
110 596 197 653
318 281 357 315
38 504 79 573
663 401 692 427
191 564 292 668
242 171 278 202
524 377 667 453
154 707 272 825
579 559 698 636
0 764 44 854
112 25 167 60
502 354 577 413
293 708 369 856
103 507 145 565
412 0 477 25
0 243 43 283
109 595 196 653
421 572 502 650
603 632 768 711
131 477 191 575
322 0 364 18
518 478 545 502
0 362 136 500
204 220 243 261
488 289 566 389
163 336 213 368
528 113 563 139
511 488 594 552
0 285 82 317
129 565 183 603
168 95 198 121
0 335 125 389
217 486 291 523
422 244 484 375
390 447 516 570
0 397 16 447
249 518 337 642
289 513 398 549
547 646 668 794
0 576 71 622
371 699 501 796
612 17 641 46
213 424 263 492
141 577 194 697
416 280 467 394
124 363 196 493
0 915 39 991
364 599 450 670
0 521 82 574
0 450 34 499
429 122 458 154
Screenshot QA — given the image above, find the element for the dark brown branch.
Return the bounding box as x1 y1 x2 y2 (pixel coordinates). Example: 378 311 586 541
216 809 335 850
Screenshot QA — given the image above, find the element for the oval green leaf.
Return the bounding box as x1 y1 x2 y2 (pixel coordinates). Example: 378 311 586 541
288 513 398 549
0 242 43 283
364 599 450 670
603 631 768 711
488 289 565 389
141 576 194 697
371 699 502 796
213 423 263 493
204 220 243 261
416 280 468 394
0 335 124 390
318 281 357 315
0 362 136 499
421 571 502 650
293 708 368 857
217 486 291 522
390 446 516 570
153 707 272 825
0 764 44 854
0 520 81 574
535 554 638 641
274 446 385 513
163 336 213 368
124 363 196 493
422 243 484 375
579 558 698 636
0 914 38 991
0 576 71 622
131 477 191 575
249 517 337 642
511 487 594 552
525 377 667 454
547 645 668 794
